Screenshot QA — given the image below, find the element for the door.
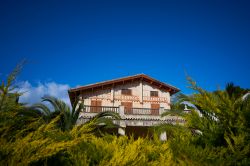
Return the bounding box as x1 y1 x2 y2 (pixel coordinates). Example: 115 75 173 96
121 102 133 114
151 104 160 115
91 100 102 113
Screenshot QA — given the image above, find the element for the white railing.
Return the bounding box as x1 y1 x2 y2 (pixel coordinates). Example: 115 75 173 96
125 107 159 115
80 105 184 120
78 105 186 126
143 96 169 103
83 105 119 113
114 95 140 101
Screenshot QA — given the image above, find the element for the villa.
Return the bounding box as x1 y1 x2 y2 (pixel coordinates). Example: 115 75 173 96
68 74 181 140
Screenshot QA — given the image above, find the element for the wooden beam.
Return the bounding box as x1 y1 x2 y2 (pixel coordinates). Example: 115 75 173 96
159 84 162 88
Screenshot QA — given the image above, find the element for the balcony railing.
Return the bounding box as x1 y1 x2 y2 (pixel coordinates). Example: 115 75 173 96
124 107 159 115
114 95 140 101
78 105 185 126
83 105 119 113
82 106 160 116
143 96 168 103
80 105 185 124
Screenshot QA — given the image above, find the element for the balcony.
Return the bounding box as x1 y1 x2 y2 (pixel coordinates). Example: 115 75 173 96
143 96 169 103
124 107 159 115
83 105 119 113
114 95 140 102
79 105 185 126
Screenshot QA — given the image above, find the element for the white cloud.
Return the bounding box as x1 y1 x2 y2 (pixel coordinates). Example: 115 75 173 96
17 81 71 106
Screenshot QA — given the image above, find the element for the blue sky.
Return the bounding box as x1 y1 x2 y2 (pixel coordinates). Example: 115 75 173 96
1 0 250 103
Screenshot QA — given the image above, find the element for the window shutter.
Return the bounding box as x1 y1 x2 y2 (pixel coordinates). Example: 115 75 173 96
151 104 160 115
90 100 102 113
121 102 133 114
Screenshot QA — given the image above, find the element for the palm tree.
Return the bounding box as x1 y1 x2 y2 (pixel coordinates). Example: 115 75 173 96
225 82 249 100
30 96 121 131
26 96 82 131
0 61 25 112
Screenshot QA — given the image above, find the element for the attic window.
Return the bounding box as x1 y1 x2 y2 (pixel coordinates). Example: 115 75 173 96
121 89 132 95
150 91 158 97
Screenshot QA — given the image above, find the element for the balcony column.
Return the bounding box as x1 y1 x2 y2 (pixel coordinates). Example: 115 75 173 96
119 105 125 118
118 105 126 136
159 107 165 116
160 131 167 141
118 121 126 136
111 86 114 102
139 79 143 104
167 92 171 109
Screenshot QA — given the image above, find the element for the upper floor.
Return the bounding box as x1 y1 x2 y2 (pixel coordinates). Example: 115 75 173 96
68 74 180 117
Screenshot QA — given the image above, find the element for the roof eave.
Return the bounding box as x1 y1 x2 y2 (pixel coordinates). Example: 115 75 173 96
68 74 180 94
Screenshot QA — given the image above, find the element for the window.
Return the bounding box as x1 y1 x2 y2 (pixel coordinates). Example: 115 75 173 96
90 100 102 113
121 102 133 114
150 91 158 97
151 104 160 115
121 89 132 95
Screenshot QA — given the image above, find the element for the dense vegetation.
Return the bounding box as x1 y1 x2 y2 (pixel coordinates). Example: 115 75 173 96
0 64 249 165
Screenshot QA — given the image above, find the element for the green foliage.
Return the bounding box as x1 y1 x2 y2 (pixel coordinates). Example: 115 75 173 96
176 76 250 164
28 96 82 131
0 61 25 112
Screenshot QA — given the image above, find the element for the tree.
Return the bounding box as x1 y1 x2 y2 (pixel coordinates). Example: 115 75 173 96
29 96 121 131
178 77 250 164
0 61 25 112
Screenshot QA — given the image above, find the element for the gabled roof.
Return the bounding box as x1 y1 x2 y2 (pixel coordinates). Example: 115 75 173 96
68 74 180 104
